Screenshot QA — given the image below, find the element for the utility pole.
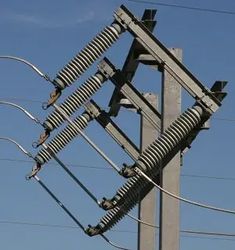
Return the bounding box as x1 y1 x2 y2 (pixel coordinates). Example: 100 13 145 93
159 48 182 250
138 93 158 250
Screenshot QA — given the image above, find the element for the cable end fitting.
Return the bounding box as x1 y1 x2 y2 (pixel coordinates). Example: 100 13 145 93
43 88 62 109
100 197 117 210
25 163 41 180
52 78 66 90
85 224 102 237
33 130 50 148
43 74 53 83
119 163 136 178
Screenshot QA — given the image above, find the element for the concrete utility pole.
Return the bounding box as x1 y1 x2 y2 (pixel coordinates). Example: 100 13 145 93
159 48 182 250
138 93 158 250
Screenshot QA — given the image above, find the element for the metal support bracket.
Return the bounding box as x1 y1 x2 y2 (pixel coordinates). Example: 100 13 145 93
114 5 221 113
109 9 157 116
84 100 140 161
98 58 161 130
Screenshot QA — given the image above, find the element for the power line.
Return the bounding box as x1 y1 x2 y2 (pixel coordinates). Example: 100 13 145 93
0 157 109 170
0 56 52 82
0 220 78 229
181 229 235 238
1 157 235 180
0 97 43 104
1 97 235 122
127 0 235 15
181 234 235 242
1 219 235 240
181 173 235 182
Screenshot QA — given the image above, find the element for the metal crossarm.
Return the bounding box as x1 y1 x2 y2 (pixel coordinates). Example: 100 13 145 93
113 5 221 113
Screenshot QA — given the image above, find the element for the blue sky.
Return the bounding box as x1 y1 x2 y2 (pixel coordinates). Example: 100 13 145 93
0 0 235 249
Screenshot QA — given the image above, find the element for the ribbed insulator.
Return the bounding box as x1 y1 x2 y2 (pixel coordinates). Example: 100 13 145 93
90 105 205 234
35 113 91 165
54 23 123 89
44 72 106 131
137 107 203 173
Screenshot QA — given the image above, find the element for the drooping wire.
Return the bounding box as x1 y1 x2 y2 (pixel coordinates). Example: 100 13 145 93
0 137 34 159
134 167 235 215
0 55 53 83
100 234 132 250
126 213 157 228
0 101 42 125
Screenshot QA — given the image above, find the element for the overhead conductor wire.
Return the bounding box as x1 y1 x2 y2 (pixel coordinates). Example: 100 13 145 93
127 0 235 15
0 55 52 83
0 136 131 250
2 219 235 240
134 167 235 215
